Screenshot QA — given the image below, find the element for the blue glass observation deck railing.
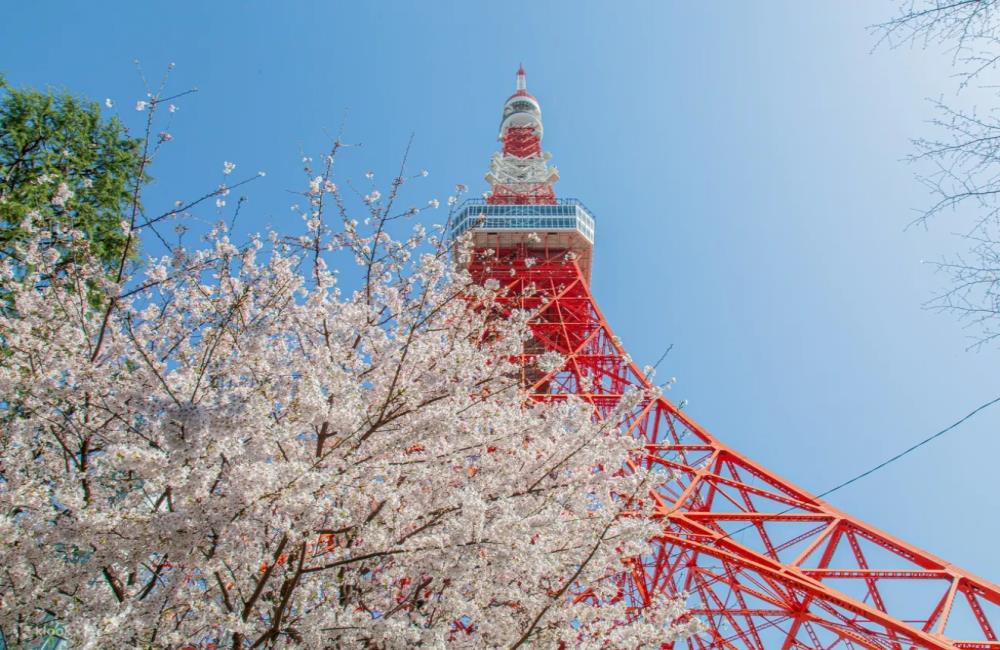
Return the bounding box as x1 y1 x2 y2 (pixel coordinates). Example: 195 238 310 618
447 198 596 245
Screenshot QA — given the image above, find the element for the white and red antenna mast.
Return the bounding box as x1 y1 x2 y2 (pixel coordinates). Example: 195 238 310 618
485 65 559 205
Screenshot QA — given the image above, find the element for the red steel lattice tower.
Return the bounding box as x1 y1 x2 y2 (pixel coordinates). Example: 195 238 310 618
450 67 1000 649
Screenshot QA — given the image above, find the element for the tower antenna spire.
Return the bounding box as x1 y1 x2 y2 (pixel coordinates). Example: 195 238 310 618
484 65 558 206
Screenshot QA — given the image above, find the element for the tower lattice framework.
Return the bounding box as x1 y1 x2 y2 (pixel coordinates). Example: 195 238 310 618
453 67 1000 649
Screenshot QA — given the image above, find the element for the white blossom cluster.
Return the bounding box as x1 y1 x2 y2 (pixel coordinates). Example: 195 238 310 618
0 172 697 647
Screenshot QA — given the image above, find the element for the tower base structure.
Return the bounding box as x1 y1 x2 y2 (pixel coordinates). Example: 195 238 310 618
468 245 1000 650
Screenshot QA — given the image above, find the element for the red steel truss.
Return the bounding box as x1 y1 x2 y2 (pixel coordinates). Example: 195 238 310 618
467 245 1000 649
500 125 544 158
463 66 1000 648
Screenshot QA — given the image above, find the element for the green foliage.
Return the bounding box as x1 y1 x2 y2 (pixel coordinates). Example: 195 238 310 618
0 75 143 274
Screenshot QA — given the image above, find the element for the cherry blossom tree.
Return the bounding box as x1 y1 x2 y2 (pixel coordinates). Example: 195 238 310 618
0 84 699 648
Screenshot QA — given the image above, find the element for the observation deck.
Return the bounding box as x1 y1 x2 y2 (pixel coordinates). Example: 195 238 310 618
448 198 596 281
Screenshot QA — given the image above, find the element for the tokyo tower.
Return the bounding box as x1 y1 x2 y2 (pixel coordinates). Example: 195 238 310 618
452 66 1000 649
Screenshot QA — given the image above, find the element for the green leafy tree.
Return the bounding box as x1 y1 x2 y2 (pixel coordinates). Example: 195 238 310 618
0 75 142 276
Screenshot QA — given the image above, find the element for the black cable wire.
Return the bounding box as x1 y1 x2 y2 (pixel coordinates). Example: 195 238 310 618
651 343 674 373
706 393 1000 544
810 393 1000 503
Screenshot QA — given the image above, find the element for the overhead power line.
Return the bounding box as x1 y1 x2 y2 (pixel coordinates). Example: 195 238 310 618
810 393 1000 503
713 393 1000 543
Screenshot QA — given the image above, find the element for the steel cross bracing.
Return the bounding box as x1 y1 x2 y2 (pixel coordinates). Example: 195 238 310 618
468 246 1000 650
486 126 557 205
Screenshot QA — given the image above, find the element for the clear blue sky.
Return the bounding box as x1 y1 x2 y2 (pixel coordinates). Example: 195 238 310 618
3 0 997 592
